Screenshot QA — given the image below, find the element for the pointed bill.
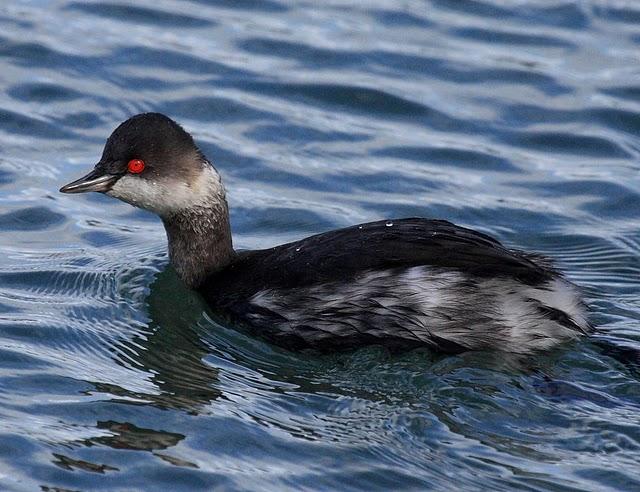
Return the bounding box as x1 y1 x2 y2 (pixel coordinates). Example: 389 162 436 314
60 168 118 194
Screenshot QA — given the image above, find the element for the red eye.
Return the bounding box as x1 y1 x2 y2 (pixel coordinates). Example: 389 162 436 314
127 159 145 174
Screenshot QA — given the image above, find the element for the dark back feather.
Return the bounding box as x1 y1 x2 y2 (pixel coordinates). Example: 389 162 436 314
201 218 556 304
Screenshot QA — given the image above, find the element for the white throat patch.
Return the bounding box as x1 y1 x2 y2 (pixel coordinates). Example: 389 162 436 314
107 164 224 216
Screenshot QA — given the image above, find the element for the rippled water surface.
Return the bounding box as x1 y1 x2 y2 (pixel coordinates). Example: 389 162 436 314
1 0 640 490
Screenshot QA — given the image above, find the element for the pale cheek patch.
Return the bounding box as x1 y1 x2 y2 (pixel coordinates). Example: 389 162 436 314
107 165 224 216
108 176 195 216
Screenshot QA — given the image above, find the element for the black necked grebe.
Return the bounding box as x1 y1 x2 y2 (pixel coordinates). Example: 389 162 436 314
60 113 592 353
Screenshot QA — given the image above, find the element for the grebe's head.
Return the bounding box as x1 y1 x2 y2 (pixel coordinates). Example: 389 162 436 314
60 113 224 217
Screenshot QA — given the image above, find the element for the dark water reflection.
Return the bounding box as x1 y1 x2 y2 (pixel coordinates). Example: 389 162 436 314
0 0 640 490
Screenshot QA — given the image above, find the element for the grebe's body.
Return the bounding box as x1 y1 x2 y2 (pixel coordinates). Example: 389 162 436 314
202 218 589 353
61 113 592 354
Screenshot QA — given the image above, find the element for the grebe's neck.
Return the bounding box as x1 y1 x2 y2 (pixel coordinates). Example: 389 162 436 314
161 164 235 288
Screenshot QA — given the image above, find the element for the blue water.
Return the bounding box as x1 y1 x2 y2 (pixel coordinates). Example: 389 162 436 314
1 1 639 490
